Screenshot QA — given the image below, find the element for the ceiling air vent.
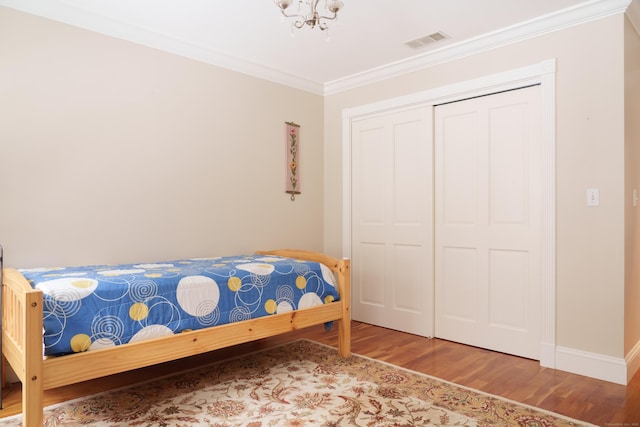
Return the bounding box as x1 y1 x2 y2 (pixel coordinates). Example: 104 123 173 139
404 31 449 49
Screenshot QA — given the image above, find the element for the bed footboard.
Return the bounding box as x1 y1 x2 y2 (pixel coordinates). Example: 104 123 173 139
1 266 44 427
257 249 351 357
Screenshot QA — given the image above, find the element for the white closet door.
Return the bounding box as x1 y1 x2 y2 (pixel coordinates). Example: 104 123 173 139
351 107 433 337
434 86 542 359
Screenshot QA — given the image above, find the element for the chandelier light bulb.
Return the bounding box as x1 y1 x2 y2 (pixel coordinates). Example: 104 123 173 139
274 0 292 10
327 0 343 14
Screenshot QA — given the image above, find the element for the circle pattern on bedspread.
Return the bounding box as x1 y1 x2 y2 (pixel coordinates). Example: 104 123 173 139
265 299 277 314
130 302 149 321
92 314 125 338
36 278 98 301
237 263 275 276
296 276 307 289
320 264 337 287
299 292 323 308
90 337 117 350
228 276 242 292
130 324 173 343
196 305 220 326
20 254 341 356
130 280 158 301
277 301 294 312
229 305 252 322
70 334 91 352
89 314 125 349
176 275 220 317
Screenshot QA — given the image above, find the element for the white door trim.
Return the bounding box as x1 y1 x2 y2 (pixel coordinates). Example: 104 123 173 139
342 59 557 368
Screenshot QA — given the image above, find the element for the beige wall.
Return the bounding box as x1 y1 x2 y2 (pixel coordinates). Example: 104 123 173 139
0 7 325 268
625 15 640 356
324 15 629 359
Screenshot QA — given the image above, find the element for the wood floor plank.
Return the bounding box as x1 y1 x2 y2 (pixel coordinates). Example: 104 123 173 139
1 321 638 426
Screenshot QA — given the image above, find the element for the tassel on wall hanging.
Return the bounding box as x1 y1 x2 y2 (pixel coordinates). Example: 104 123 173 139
285 122 300 201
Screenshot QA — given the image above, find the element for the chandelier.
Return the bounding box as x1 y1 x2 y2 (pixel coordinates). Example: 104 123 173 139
274 0 344 31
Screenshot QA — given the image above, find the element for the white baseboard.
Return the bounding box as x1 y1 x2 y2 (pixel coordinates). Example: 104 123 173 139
555 346 629 385
625 339 640 384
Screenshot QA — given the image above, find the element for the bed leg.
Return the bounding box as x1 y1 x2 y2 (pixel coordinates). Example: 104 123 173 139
338 318 351 358
337 258 351 357
1 356 4 408
22 374 43 427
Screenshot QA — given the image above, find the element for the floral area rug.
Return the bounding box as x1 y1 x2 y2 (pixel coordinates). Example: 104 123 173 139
0 339 595 426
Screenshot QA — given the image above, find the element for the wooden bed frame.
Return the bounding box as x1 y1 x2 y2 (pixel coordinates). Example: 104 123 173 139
1 248 351 427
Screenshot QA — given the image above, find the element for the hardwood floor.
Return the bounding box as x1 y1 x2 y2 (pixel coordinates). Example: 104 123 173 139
1 320 638 426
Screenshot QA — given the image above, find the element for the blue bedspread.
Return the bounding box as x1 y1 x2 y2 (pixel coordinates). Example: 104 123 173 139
20 254 340 356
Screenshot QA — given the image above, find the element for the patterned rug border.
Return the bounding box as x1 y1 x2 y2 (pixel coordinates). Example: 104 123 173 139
0 338 597 426
305 340 598 427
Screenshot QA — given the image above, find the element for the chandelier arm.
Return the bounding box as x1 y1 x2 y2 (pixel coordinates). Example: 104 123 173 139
316 13 338 21
279 10 303 19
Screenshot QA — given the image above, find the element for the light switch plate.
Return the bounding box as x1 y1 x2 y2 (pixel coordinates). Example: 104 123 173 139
587 188 599 207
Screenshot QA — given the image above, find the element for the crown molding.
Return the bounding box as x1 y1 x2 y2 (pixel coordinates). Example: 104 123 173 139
323 0 632 95
0 0 632 96
0 0 325 95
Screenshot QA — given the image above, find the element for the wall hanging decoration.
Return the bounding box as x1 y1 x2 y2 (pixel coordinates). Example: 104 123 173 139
285 121 300 201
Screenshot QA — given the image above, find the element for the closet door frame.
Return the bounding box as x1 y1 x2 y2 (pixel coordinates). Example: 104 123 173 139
342 59 557 369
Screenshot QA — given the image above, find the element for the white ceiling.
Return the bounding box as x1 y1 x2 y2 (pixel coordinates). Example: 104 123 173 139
1 0 637 94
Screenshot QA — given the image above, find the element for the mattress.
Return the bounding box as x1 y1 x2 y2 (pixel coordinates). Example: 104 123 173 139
19 254 340 356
